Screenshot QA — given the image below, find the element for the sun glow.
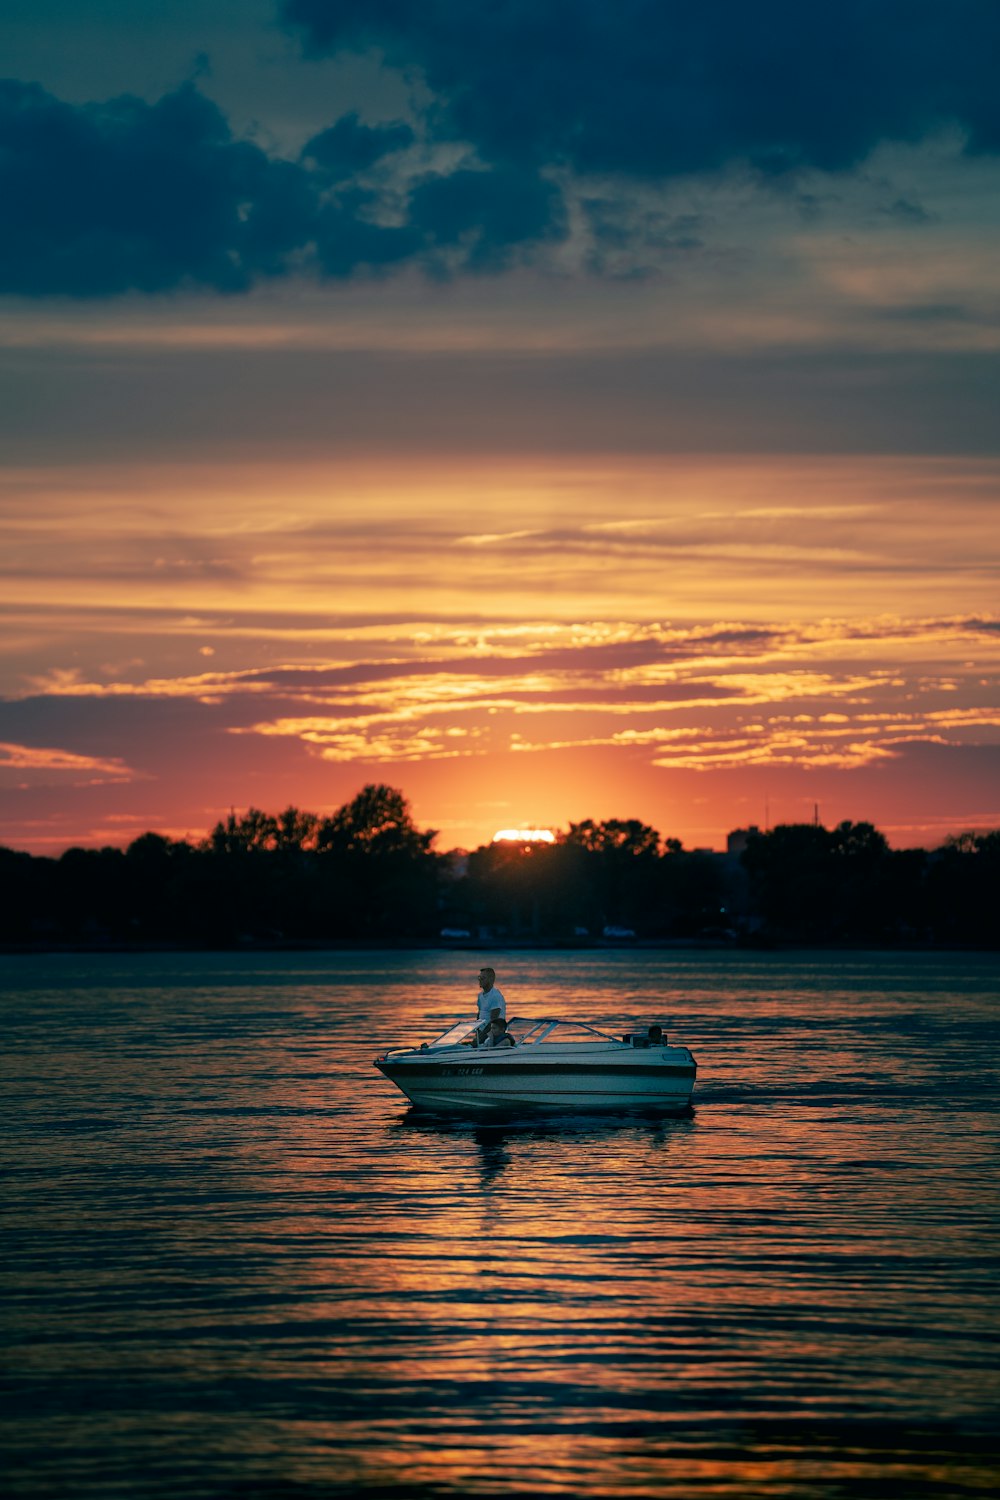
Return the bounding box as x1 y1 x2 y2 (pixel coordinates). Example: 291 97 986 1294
492 828 556 844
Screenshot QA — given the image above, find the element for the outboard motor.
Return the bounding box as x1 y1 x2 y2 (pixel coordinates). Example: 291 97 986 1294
624 1023 668 1048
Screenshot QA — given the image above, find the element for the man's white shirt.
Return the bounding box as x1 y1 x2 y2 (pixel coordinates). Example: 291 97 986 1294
476 985 506 1022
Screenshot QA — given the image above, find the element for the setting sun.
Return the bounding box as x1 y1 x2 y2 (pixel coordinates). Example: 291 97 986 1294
492 828 557 844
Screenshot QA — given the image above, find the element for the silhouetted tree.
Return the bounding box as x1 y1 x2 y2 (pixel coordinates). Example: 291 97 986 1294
55 845 130 939
317 783 434 858
207 807 279 855
741 824 837 941
273 806 320 852
465 840 586 937
561 817 662 930
741 819 924 943
924 830 1000 945
314 784 438 938
2 802 997 949
661 848 730 937
564 818 660 856
0 846 56 942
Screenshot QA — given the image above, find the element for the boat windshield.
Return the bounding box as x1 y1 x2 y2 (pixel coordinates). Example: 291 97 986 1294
424 1020 480 1049
505 1018 621 1045
421 1016 622 1050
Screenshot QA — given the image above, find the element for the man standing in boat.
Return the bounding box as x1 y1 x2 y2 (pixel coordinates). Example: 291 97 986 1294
476 966 506 1025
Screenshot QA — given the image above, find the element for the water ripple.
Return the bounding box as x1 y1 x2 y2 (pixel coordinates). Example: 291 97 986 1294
1 949 998 1498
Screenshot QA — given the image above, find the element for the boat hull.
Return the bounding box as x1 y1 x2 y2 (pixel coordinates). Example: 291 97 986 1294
375 1047 696 1114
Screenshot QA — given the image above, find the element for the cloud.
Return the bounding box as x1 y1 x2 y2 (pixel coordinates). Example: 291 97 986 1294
0 71 571 295
407 165 566 272
2 609 998 849
0 79 318 295
881 197 935 225
280 1 1000 178
9 5 998 299
19 612 961 706
20 611 979 781
0 739 134 779
4 342 999 462
311 194 420 277
302 111 414 179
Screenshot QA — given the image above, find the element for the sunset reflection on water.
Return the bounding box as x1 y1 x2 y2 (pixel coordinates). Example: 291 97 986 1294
1 949 997 1499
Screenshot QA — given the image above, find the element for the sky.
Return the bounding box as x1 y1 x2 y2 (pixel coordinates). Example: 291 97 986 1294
1 0 999 854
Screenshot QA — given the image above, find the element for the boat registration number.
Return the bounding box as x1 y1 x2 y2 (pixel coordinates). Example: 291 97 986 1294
441 1066 484 1077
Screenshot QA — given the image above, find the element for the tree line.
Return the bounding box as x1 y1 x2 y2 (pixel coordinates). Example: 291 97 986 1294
0 784 997 948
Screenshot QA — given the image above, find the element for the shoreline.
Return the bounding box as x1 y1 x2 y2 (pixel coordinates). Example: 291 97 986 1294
2 937 997 956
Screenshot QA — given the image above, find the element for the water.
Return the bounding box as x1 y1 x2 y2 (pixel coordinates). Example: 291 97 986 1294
1 949 998 1499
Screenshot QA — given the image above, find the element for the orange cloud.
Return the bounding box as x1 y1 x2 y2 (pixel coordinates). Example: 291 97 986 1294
2 448 997 854
0 741 135 779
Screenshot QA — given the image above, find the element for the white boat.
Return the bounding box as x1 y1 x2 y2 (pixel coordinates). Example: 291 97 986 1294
374 1016 696 1114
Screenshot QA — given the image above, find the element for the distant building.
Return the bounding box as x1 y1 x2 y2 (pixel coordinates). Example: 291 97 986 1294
727 825 760 857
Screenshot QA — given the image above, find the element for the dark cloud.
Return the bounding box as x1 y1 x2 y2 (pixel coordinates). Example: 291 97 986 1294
4 344 999 462
0 79 319 295
312 192 420 277
581 197 704 277
875 302 978 324
4 5 1000 299
8 3 997 299
0 77 563 294
882 197 935 225
281 0 1000 176
407 166 566 271
302 110 414 179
